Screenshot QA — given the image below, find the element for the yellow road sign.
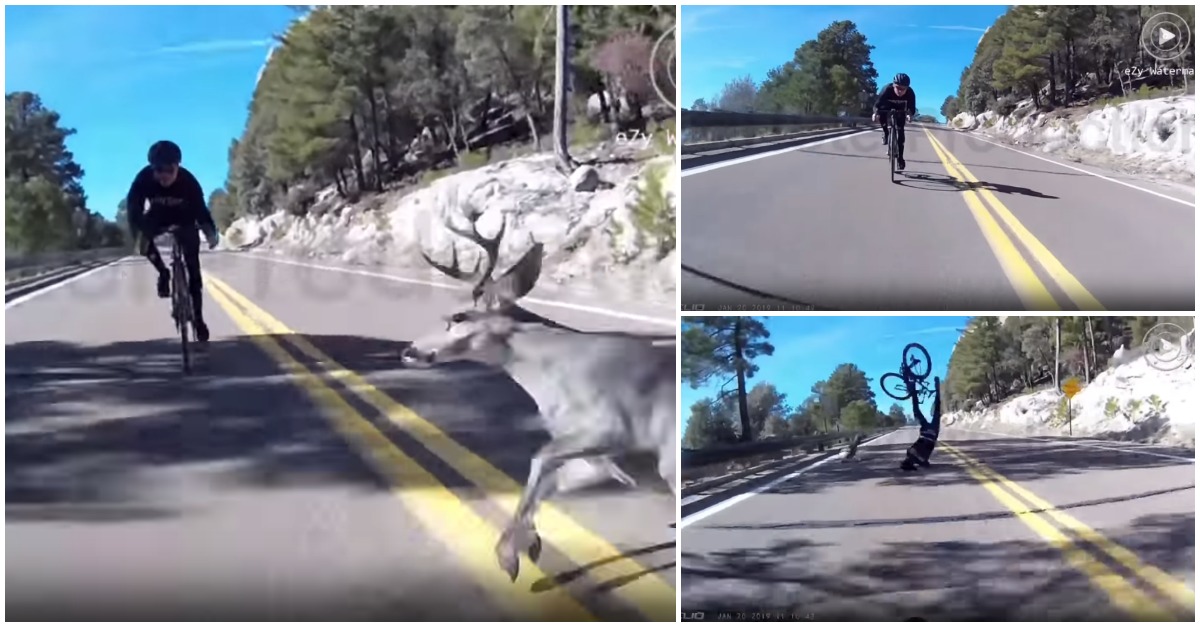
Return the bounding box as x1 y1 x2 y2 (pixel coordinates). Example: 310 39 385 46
1062 377 1082 399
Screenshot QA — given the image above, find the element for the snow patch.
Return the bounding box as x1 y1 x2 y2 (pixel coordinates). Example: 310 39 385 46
951 95 1195 182
946 331 1196 447
223 147 678 305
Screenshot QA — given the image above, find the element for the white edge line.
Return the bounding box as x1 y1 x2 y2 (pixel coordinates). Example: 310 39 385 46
950 426 1195 463
232 252 678 328
679 430 896 529
681 130 870 177
5 257 134 310
951 129 1195 207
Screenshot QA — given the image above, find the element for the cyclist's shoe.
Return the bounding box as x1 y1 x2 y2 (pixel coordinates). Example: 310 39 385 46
898 158 907 170
900 459 918 472
156 272 170 298
882 131 889 145
195 320 210 343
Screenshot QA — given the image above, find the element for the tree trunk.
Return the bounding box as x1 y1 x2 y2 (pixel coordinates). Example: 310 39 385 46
524 111 541 151
733 318 753 442
552 5 576 174
347 114 367 194
1085 317 1097 381
1054 317 1061 390
441 119 461 160
368 92 383 192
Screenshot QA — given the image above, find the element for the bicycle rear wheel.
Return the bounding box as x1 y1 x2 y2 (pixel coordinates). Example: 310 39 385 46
903 342 932 380
880 372 911 401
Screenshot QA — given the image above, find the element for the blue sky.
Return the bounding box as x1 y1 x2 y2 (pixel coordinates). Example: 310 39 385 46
681 5 1008 122
5 5 299 220
681 316 971 433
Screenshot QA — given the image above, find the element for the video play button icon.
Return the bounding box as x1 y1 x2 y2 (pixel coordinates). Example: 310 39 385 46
1156 27 1177 48
1141 12 1191 61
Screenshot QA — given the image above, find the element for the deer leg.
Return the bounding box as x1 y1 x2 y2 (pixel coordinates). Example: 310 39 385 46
496 436 612 581
657 442 678 498
557 457 637 493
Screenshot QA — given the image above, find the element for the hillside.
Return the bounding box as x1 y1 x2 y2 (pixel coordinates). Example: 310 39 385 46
947 328 1195 447
209 5 675 232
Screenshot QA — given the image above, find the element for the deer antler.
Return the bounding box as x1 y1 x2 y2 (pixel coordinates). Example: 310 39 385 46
420 243 482 283
444 213 507 303
422 208 545 309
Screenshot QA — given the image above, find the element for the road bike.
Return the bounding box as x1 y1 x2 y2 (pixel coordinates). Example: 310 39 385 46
166 225 195 375
884 109 907 183
880 342 933 402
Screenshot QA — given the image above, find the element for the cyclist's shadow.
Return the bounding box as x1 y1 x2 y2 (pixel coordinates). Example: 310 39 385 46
894 171 1058 199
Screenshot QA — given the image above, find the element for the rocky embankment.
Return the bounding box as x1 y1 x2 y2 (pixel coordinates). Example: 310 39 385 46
947 330 1196 447
223 143 678 306
951 95 1195 184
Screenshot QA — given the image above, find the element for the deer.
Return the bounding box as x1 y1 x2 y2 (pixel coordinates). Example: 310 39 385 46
400 206 677 582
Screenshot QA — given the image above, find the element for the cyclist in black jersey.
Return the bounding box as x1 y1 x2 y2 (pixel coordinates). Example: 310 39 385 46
900 375 940 471
125 140 220 343
873 73 917 171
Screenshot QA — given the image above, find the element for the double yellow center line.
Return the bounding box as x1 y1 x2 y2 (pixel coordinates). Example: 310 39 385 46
203 272 675 621
942 443 1194 620
923 130 1105 311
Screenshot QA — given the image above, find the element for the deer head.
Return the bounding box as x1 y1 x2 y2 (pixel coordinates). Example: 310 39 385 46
419 208 544 311
401 309 519 366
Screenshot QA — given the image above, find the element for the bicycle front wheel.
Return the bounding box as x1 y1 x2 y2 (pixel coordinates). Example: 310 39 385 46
880 372 911 401
889 125 897 181
173 251 192 375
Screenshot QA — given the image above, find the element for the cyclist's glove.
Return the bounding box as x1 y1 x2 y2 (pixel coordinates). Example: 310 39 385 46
207 229 221 250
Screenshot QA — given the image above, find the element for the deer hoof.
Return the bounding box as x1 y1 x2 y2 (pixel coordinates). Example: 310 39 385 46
496 539 521 582
527 533 543 563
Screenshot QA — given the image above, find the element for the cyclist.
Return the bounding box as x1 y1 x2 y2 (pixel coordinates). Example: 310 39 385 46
900 375 940 471
125 140 220 343
872 73 917 171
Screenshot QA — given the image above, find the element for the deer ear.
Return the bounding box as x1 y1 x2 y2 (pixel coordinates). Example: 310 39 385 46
485 241 543 304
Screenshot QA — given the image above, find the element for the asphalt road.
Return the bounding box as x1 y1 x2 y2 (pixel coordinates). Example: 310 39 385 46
679 427 1195 621
6 251 677 621
681 126 1196 311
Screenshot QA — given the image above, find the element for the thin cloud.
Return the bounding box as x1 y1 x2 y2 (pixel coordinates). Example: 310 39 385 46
928 25 989 33
154 39 272 55
879 325 964 341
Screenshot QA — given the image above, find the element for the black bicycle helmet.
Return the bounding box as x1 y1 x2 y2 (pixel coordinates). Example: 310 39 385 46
893 73 911 87
148 140 182 167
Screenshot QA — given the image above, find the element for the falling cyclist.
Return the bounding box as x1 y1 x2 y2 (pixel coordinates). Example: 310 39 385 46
873 73 917 171
125 140 220 344
900 375 940 471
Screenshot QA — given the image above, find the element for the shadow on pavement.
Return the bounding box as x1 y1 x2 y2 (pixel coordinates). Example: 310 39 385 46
763 437 1194 495
6 337 383 521
6 333 675 594
802 148 1086 178
6 333 674 514
681 511 1194 620
683 435 1194 520
891 171 1059 199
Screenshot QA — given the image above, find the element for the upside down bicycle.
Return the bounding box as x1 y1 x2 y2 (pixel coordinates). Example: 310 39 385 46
880 342 934 402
